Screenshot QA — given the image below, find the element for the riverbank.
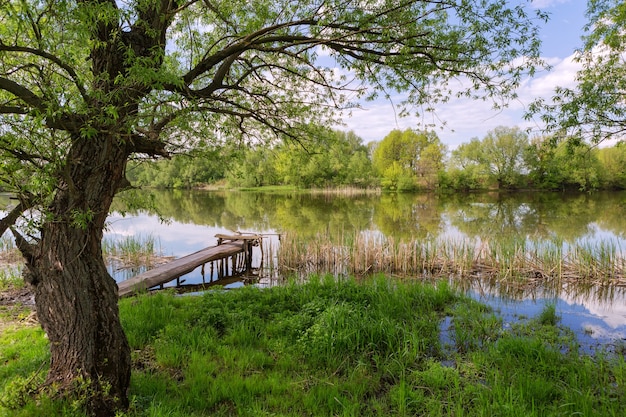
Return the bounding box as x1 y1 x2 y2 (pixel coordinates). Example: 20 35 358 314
1 276 625 416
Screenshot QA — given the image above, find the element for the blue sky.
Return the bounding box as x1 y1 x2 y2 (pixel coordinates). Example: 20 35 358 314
342 0 590 148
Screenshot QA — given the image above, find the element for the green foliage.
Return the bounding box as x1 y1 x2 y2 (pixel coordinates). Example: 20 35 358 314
106 119 626 192
523 136 566 190
0 326 49 413
0 0 548 221
373 129 445 191
3 278 626 416
531 0 626 144
128 147 229 189
0 1 584 414
380 161 416 191
557 141 602 191
226 129 376 189
537 303 559 326
225 147 279 188
443 127 615 192
597 143 626 189
449 126 529 189
0 269 23 291
524 137 603 191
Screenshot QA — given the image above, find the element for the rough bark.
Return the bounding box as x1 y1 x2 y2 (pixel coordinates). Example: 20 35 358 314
22 133 132 417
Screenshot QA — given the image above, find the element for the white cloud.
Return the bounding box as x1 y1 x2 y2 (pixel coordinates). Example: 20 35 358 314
342 52 583 148
523 53 581 98
530 0 572 9
561 289 626 330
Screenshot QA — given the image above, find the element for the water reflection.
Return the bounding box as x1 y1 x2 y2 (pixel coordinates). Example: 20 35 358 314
468 284 626 355
112 189 626 245
108 189 626 350
4 189 626 350
442 192 625 242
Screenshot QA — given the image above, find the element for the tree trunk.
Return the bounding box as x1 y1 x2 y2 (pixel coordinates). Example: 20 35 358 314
33 226 130 415
22 134 132 417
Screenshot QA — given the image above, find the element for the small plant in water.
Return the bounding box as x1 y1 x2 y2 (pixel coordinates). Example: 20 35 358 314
537 303 559 326
102 234 163 270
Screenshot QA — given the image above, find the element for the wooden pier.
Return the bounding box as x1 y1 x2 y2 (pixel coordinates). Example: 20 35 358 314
117 233 261 297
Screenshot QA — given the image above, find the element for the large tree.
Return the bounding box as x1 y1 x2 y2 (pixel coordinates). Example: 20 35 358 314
0 0 545 415
372 128 445 190
451 126 528 189
479 126 529 188
531 0 626 143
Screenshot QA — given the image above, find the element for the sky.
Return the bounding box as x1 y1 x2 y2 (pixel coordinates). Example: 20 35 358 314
341 0 589 149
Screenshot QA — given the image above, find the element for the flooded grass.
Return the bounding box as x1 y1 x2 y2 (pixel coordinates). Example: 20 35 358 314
2 277 624 416
102 234 171 272
276 232 626 290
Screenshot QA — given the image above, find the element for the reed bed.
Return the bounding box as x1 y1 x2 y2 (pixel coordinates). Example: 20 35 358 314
277 232 626 289
308 186 382 197
0 235 21 266
102 234 170 270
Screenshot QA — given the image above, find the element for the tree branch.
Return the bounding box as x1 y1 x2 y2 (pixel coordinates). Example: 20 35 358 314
181 19 317 84
10 226 37 266
129 133 170 158
0 194 36 237
0 77 44 110
0 105 28 114
0 42 89 100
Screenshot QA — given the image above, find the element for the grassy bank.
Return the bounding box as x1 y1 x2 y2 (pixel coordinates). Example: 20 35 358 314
1 276 625 416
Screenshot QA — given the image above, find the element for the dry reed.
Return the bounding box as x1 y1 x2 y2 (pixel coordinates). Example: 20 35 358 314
308 186 382 197
276 232 626 289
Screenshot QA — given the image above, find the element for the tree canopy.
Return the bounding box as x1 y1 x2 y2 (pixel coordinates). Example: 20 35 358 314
531 0 626 143
219 128 373 188
448 126 528 189
372 128 445 190
0 1 547 415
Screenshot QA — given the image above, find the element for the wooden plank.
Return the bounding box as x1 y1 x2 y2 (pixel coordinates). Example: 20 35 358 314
117 241 245 297
215 233 261 241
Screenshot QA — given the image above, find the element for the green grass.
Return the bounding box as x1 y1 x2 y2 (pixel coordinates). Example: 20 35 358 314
0 235 15 252
1 276 625 416
0 268 23 291
0 235 22 269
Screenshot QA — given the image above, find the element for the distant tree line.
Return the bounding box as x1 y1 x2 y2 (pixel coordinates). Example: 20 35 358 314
442 127 626 191
128 126 626 192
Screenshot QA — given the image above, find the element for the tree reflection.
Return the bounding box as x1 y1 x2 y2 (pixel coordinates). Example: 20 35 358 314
111 189 626 245
373 193 444 239
442 192 620 243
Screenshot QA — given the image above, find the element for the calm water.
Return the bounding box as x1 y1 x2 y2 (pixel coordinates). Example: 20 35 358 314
104 189 626 354
3 190 626 352
108 189 626 243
